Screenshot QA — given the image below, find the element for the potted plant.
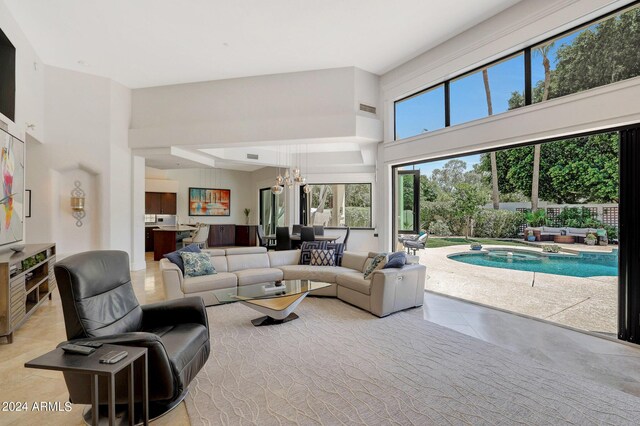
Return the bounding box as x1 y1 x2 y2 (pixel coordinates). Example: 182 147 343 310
585 233 597 246
470 242 482 251
243 208 251 225
525 230 536 242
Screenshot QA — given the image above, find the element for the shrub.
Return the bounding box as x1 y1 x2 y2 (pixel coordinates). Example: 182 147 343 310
473 210 525 238
542 245 560 253
345 207 370 228
422 201 466 236
428 220 452 236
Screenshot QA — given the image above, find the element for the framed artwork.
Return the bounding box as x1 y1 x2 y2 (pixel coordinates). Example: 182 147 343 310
188 187 231 216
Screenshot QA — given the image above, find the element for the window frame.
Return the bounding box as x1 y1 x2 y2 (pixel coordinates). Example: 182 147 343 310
299 183 373 229
393 1 640 141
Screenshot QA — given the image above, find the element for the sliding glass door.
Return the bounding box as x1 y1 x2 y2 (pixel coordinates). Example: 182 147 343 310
259 187 284 235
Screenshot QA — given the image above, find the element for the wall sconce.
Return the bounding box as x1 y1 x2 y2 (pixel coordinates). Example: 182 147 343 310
70 180 86 227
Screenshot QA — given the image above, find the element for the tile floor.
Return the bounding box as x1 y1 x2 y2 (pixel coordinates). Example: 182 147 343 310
1 254 640 425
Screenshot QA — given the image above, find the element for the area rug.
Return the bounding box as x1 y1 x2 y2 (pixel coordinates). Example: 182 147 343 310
185 297 640 425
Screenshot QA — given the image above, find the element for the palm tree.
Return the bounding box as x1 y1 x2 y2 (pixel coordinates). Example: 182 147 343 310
482 68 500 209
531 42 554 211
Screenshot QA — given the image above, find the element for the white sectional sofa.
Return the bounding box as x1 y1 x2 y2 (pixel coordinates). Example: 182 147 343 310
160 247 426 317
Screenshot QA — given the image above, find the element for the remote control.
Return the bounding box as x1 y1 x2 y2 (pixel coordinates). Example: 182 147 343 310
99 351 128 364
61 344 96 355
76 341 104 348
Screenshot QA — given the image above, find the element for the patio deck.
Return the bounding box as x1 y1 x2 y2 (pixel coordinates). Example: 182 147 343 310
420 244 617 334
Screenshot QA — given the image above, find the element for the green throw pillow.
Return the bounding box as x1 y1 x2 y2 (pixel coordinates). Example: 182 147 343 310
180 252 216 278
364 254 387 279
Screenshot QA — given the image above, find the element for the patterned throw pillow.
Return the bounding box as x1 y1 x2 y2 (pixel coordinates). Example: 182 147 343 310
180 252 216 278
325 242 345 266
310 249 336 266
299 241 327 265
164 244 201 274
363 254 388 279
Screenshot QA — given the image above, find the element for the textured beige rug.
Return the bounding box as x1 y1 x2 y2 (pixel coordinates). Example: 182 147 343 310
185 297 640 425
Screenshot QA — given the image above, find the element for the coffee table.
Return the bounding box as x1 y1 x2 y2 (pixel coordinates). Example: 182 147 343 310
212 279 331 326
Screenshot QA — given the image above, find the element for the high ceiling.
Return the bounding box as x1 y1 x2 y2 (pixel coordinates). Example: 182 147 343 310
4 0 521 88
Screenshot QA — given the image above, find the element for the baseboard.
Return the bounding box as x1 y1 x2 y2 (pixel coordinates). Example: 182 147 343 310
130 259 146 271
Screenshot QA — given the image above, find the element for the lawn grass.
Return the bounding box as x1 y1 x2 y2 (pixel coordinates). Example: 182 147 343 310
426 237 528 249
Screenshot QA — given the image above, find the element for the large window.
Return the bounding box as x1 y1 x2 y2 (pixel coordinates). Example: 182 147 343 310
531 5 640 104
450 54 524 125
394 85 445 140
304 183 372 228
393 3 640 140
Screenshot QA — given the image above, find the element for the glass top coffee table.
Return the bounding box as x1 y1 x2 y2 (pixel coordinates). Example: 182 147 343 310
212 279 331 326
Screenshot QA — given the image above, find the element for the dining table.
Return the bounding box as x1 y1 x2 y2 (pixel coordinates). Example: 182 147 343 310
264 234 340 242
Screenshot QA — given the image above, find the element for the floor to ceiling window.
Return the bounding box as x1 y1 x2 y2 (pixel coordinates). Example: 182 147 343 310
393 130 621 336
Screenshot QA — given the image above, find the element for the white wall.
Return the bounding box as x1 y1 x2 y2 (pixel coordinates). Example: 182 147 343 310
0 0 44 142
129 67 381 148
377 0 640 250
26 66 133 261
145 167 256 225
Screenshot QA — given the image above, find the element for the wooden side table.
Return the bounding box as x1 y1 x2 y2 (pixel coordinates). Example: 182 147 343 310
25 344 148 426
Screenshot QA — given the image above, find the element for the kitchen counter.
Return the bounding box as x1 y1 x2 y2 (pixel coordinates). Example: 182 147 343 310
153 226 196 232
152 226 197 260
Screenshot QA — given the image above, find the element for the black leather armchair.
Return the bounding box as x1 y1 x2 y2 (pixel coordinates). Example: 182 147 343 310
54 250 210 415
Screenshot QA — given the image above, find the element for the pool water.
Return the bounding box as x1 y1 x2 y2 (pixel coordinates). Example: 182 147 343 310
449 249 618 278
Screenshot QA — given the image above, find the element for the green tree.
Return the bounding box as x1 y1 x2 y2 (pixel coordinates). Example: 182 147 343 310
452 182 488 238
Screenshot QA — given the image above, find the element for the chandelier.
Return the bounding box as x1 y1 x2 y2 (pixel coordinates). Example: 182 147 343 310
272 145 309 194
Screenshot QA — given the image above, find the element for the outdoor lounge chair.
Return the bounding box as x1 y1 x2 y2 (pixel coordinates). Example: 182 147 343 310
404 232 428 255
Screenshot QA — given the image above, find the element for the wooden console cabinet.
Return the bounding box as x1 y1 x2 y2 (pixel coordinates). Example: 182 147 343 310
0 243 56 343
208 224 236 247
235 225 257 246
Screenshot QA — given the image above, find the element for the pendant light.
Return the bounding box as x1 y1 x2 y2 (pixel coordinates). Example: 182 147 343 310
272 146 283 195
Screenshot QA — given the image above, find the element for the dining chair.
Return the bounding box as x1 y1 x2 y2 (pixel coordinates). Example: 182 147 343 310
313 225 325 236
257 225 275 250
342 227 351 250
182 224 209 249
276 226 292 251
292 224 302 235
300 226 316 243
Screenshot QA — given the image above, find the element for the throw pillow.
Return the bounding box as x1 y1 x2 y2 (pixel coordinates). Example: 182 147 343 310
164 244 201 274
180 252 216 278
325 242 345 266
383 251 407 269
363 254 388 279
310 249 335 266
300 241 327 265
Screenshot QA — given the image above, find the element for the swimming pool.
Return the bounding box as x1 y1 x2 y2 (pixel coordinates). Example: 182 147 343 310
448 249 618 278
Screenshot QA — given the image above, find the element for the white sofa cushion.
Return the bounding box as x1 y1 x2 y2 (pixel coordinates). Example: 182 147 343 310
268 250 301 267
341 252 369 273
226 252 270 272
337 271 372 295
235 268 284 286
566 227 588 236
182 272 237 294
278 265 354 282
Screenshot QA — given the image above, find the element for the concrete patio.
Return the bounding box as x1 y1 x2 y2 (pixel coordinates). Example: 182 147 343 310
420 244 617 334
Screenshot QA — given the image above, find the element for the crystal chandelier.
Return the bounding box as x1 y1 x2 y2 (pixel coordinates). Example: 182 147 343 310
272 144 308 194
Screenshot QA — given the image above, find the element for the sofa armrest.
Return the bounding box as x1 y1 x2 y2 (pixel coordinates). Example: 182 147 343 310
160 259 185 300
142 297 209 330
368 264 426 317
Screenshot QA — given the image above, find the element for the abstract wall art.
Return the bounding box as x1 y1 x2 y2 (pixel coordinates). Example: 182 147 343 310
188 187 230 216
0 129 24 246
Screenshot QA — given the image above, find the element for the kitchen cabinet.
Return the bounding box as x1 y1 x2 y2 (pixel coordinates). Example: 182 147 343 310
235 225 257 246
145 192 176 214
145 226 158 252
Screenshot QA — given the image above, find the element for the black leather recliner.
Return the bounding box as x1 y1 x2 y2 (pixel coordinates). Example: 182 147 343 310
54 250 210 414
